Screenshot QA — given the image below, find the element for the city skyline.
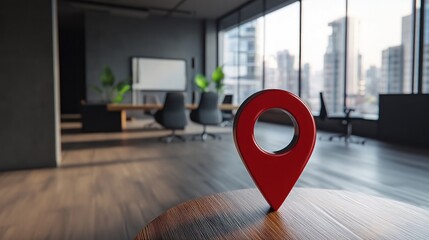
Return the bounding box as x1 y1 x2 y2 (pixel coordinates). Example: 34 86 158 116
221 0 424 115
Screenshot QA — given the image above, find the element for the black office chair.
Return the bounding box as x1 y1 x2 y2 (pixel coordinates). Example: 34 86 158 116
319 92 365 144
154 92 187 143
220 94 234 127
190 92 222 141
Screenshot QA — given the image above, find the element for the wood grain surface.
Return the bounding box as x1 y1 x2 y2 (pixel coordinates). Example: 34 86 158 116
136 188 429 240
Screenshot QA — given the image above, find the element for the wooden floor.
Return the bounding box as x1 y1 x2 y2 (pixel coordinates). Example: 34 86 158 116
1 118 429 239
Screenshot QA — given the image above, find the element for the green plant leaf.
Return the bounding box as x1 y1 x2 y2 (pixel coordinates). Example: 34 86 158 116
100 65 115 87
115 80 126 90
124 77 132 89
117 84 131 95
113 94 124 103
90 85 103 94
96 66 130 103
212 66 224 83
195 74 209 92
110 82 131 103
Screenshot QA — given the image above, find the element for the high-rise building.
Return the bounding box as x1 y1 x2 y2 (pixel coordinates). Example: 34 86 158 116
323 17 361 114
276 50 297 93
402 14 413 93
263 55 277 89
416 5 429 93
365 65 381 98
422 4 429 93
324 18 345 114
221 19 263 103
301 63 310 100
381 46 403 93
221 28 239 103
237 20 264 103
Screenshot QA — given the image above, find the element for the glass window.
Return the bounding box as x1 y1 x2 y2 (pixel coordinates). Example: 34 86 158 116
414 0 420 94
264 2 300 95
220 27 239 104
422 0 429 93
348 0 413 117
301 0 346 114
237 17 264 103
219 0 418 119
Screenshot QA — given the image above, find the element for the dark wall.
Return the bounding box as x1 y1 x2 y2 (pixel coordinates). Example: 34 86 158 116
379 94 429 147
84 11 205 103
0 0 59 170
59 5 86 114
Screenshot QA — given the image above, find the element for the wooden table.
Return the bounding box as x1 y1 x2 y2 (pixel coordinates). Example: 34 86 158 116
136 188 429 239
107 103 239 112
105 103 239 130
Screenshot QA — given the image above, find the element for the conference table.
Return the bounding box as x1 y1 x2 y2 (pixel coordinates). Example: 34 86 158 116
135 188 429 239
106 103 239 130
107 103 239 112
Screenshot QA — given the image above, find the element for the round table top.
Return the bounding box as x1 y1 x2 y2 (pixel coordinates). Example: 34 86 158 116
135 188 429 239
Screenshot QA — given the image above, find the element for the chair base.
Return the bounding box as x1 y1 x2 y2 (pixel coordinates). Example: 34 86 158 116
220 120 233 127
320 134 365 145
159 130 186 143
144 121 161 129
319 121 365 145
192 132 222 141
191 126 221 142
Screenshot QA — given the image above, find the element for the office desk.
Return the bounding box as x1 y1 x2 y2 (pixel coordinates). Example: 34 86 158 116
106 104 239 130
135 188 429 239
107 103 239 111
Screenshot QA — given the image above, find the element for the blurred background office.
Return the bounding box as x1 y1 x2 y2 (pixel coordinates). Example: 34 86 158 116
1 0 429 239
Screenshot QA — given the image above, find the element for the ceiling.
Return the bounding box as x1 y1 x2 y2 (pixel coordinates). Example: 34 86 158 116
66 0 251 19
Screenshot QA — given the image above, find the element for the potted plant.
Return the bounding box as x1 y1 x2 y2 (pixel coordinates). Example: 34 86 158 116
194 74 210 92
194 66 225 103
91 65 131 103
81 66 131 132
212 66 225 95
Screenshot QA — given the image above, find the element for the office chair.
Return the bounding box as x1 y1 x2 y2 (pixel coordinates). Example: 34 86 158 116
319 92 365 144
220 94 234 127
190 92 222 141
154 92 187 143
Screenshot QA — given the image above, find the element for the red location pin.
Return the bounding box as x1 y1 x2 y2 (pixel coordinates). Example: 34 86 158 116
233 89 316 211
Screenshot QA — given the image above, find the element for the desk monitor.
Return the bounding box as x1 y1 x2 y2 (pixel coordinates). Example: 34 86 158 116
132 57 187 91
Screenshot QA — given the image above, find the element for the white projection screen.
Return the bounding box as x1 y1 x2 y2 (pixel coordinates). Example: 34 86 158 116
132 57 187 91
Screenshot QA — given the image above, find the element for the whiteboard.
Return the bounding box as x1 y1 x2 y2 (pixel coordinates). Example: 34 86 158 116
132 57 187 91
